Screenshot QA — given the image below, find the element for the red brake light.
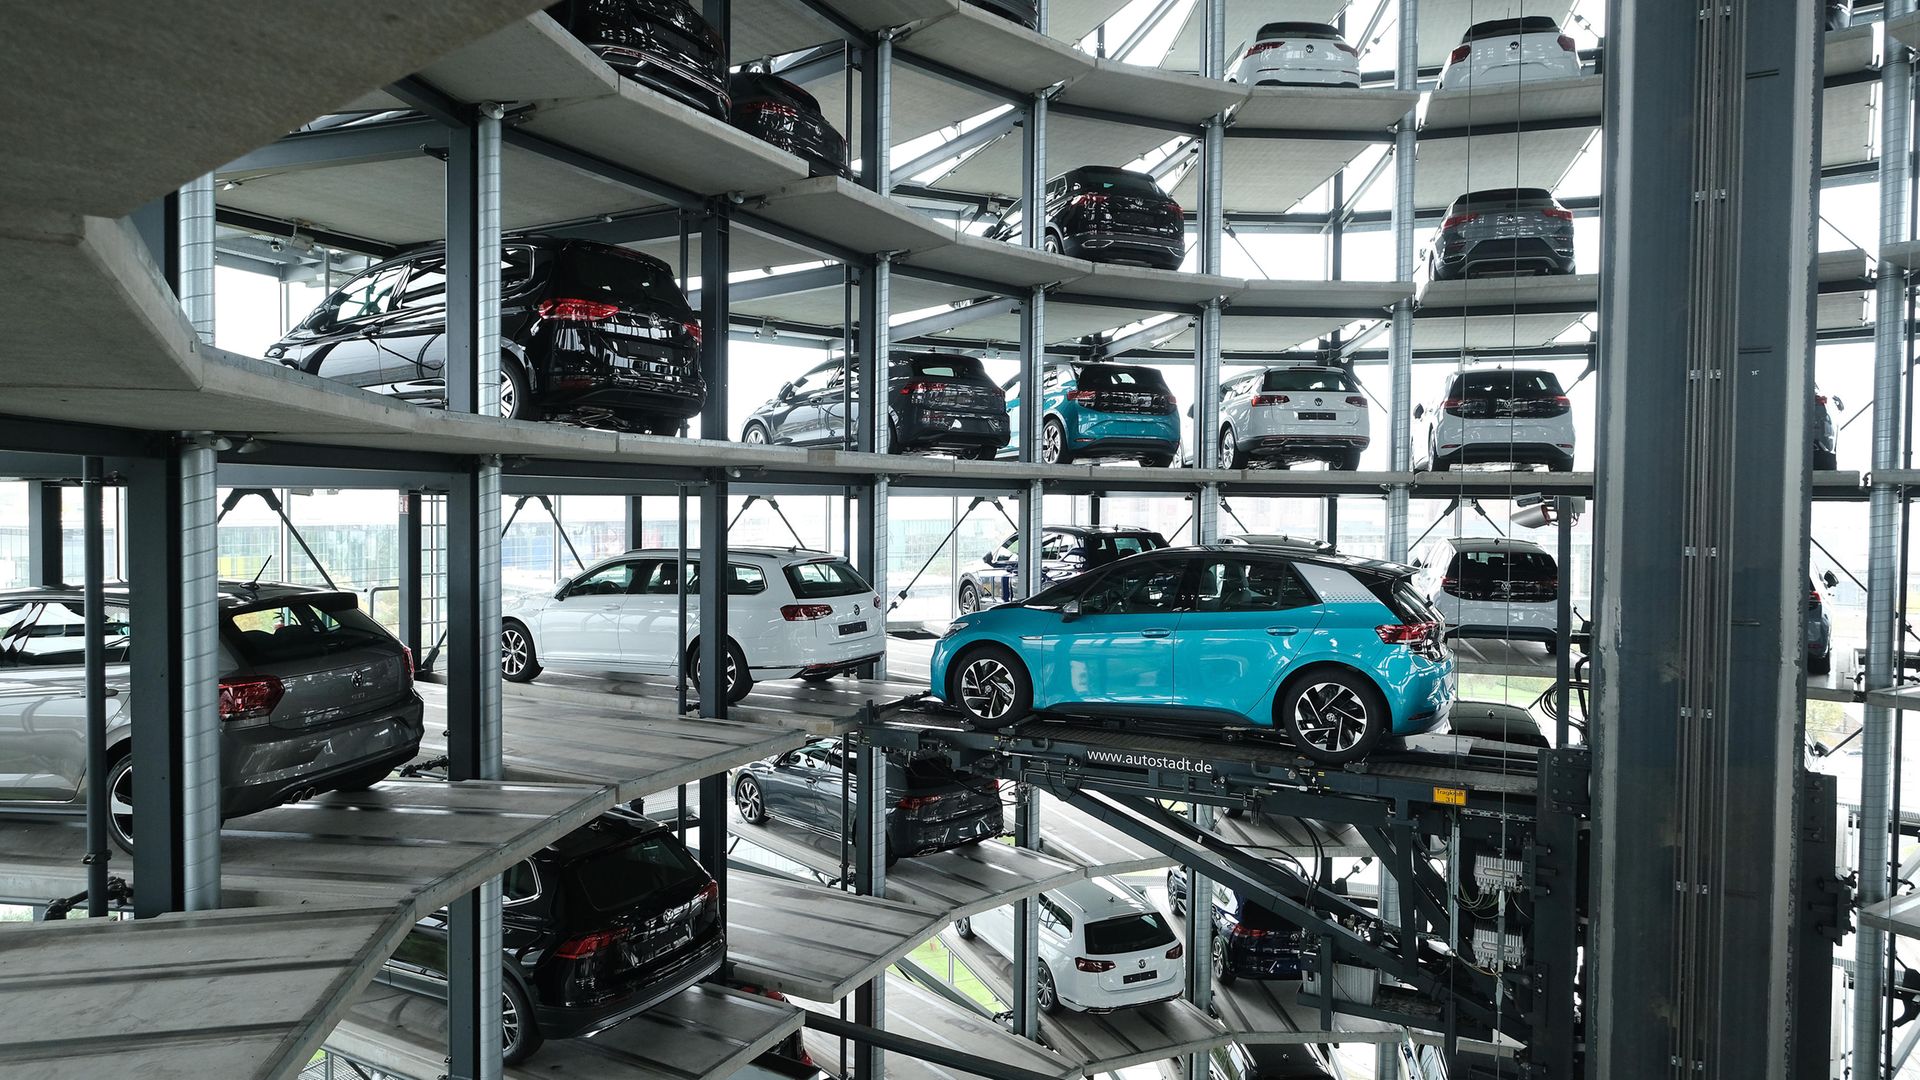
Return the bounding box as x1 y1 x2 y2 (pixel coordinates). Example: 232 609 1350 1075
1069 193 1109 207
1251 394 1291 407
694 880 719 907
1246 40 1284 55
1164 200 1183 217
897 793 944 810
1449 43 1471 65
1167 943 1184 959
1440 396 1466 414
1441 575 1459 590
1542 207 1574 222
1074 957 1116 972
556 928 629 959
1810 587 1823 605
744 100 802 119
1067 389 1099 403
905 380 951 400
1239 925 1269 939
1557 34 1577 52
401 646 415 684
538 297 621 322
681 320 704 345
1345 396 1368 407
1816 393 1829 407
874 594 882 608
1376 621 1439 645
781 604 833 621
1441 212 1480 231
219 674 285 722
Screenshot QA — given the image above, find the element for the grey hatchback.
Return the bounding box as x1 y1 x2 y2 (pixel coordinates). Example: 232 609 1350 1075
0 582 425 850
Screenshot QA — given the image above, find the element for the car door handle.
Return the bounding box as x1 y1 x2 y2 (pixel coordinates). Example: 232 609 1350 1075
1267 626 1300 636
1142 627 1172 638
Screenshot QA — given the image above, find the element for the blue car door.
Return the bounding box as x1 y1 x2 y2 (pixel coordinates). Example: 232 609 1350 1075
1046 557 1188 708
1172 556 1323 720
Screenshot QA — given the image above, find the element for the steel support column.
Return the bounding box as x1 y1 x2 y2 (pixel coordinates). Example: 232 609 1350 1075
178 435 220 911
857 256 890 675
26 480 61 587
698 200 733 713
860 36 892 194
398 490 424 661
82 458 109 917
1384 0 1416 562
1010 783 1041 1039
1591 1 1822 1077
127 452 185 917
1857 4 1913 1070
447 110 503 416
854 740 889 1080
178 174 216 341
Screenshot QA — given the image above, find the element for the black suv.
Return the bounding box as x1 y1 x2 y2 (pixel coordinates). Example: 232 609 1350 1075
1426 188 1576 280
548 0 730 118
956 524 1167 613
729 71 846 176
740 353 1010 457
380 809 724 1063
732 737 1004 861
1166 867 1310 982
1811 386 1843 470
985 166 1186 271
268 237 704 434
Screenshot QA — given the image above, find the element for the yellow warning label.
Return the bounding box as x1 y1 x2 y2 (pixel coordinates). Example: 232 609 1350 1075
1433 786 1468 806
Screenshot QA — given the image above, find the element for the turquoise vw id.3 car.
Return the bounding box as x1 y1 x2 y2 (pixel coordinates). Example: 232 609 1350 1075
931 545 1454 764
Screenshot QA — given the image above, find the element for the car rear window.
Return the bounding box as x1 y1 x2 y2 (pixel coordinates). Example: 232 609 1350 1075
892 754 967 790
1069 169 1167 199
1084 912 1177 954
1463 16 1563 41
1087 533 1166 560
1262 369 1358 393
1255 21 1341 39
784 559 872 599
1235 896 1298 931
1077 365 1170 392
1452 188 1558 213
224 595 392 665
905 355 989 380
570 834 709 914
1449 370 1563 399
552 244 693 316
1448 549 1558 582
1363 573 1439 624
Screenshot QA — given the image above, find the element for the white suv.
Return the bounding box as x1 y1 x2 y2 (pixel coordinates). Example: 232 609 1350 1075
1232 22 1361 88
499 547 884 703
1413 536 1560 648
955 878 1185 1013
1436 16 1583 91
1415 367 1575 472
1218 365 1370 470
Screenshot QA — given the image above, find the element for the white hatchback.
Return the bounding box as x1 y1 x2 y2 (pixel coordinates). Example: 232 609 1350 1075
1436 16 1582 91
1413 536 1560 647
499 547 885 703
1415 367 1575 472
1233 22 1361 88
1218 365 1370 470
955 878 1186 1013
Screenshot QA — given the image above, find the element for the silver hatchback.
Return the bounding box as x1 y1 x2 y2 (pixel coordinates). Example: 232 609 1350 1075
1218 365 1371 470
0 582 424 849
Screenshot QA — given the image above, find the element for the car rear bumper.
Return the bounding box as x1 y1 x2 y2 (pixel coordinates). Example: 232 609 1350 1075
1063 981 1183 1012
1242 62 1359 87
222 694 425 817
536 932 726 1039
1241 432 1368 459
544 350 705 420
891 805 1004 856
1433 237 1575 280
1060 231 1184 271
896 408 1010 453
597 48 730 118
1223 944 1309 979
1433 441 1574 470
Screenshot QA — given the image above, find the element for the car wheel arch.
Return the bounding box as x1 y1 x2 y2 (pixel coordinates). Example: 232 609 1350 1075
1270 659 1392 727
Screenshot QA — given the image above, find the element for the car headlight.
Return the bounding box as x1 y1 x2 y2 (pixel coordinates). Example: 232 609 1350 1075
942 619 972 639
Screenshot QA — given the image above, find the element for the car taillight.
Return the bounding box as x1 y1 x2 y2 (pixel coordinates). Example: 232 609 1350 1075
1246 39 1283 55
1377 621 1439 645
1548 394 1571 415
219 674 285 723
401 646 415 684
1252 393 1290 406
897 793 944 810
681 320 704 345
1067 389 1099 404
1167 943 1184 959
1075 957 1116 972
1238 925 1269 939
905 380 950 400
1069 193 1109 207
1816 393 1829 407
781 604 833 621
556 927 629 959
1542 206 1574 222
1440 212 1480 231
1334 41 1358 56
1441 576 1459 590
694 879 719 909
1345 396 1368 407
1440 396 1467 414
1449 43 1472 65
538 297 621 322
743 100 801 120
1810 587 1823 606
1557 34 1577 52
874 594 882 608
1164 200 1183 217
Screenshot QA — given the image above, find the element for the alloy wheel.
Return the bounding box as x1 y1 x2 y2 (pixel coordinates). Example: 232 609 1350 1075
959 656 1018 721
958 584 979 614
744 425 768 445
499 371 518 419
1220 428 1237 469
501 627 529 677
1291 682 1371 754
736 778 763 821
1212 936 1227 980
1042 422 1064 464
1037 966 1057 1012
108 757 134 849
501 989 522 1055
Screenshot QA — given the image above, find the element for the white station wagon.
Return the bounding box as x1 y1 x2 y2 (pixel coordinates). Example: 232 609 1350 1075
957 878 1186 1013
499 547 884 702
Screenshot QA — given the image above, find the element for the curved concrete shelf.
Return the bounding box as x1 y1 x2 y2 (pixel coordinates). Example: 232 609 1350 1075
803 975 1082 1080
1420 75 1603 134
727 873 949 1000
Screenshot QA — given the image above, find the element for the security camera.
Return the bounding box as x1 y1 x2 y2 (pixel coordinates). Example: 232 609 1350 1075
268 238 285 253
1511 493 1585 529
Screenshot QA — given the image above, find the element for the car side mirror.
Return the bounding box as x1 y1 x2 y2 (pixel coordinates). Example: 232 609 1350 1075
1413 558 1426 569
777 381 795 402
1412 404 1425 420
1060 597 1082 620
1832 395 1846 412
554 583 571 600
1823 570 1840 588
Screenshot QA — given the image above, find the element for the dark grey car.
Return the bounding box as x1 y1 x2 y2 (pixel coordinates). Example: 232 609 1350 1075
1426 188 1576 280
731 738 1003 861
0 582 425 850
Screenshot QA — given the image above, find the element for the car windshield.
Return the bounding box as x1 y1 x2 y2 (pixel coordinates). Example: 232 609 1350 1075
1450 370 1562 399
224 596 391 664
1263 369 1357 393
1087 533 1165 559
785 559 872 599
569 834 709 914
1084 912 1177 954
1071 170 1165 199
551 245 693 316
1078 365 1170 392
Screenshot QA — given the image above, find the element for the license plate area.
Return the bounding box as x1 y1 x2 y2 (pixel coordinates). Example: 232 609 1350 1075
839 621 868 636
1296 411 1337 421
1123 970 1158 984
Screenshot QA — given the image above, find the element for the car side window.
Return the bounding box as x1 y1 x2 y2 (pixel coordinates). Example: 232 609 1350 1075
1038 896 1073 932
330 265 407 324
1042 367 1065 391
393 258 448 312
1192 559 1316 613
1039 532 1072 561
503 860 540 904
1078 560 1187 616
568 561 637 597
0 601 131 667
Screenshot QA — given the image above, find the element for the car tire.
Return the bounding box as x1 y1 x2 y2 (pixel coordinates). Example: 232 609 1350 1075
689 638 754 704
1167 870 1185 917
743 422 771 445
1220 427 1242 470
501 620 542 683
1037 964 1060 1014
645 418 682 436
1044 233 1063 255
950 644 1033 728
1213 935 1237 985
105 748 135 854
1142 452 1175 468
1041 417 1073 464
1810 651 1833 676
1548 457 1574 473
735 775 769 824
1338 447 1364 471
955 915 974 940
1277 666 1389 766
499 359 540 422
957 582 981 615
502 976 544 1065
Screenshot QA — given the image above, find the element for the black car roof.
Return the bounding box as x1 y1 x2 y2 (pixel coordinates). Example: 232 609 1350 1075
0 580 351 610
540 807 670 864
